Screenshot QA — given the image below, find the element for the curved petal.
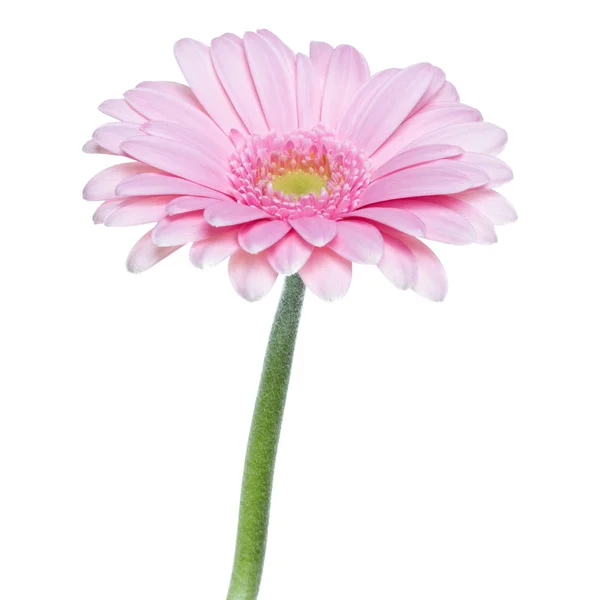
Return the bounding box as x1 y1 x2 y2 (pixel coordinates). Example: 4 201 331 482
372 103 482 167
166 196 220 215
385 200 476 245
421 196 497 244
257 30 296 75
104 195 172 226
266 231 313 275
340 63 434 156
409 66 447 116
309 41 334 89
92 199 122 224
135 81 202 109
124 88 232 157
99 99 145 123
321 44 369 129
327 220 384 264
174 38 247 134
377 233 417 290
152 212 216 246
458 153 513 188
296 53 321 130
373 144 463 180
210 35 269 134
189 230 240 268
290 216 337 247
244 32 297 132
336 69 399 143
116 172 231 201
408 122 508 156
432 81 459 102
83 163 159 201
390 232 448 301
121 136 230 192
228 251 278 301
347 207 425 237
453 189 517 226
203 201 268 227
238 220 291 254
141 120 227 169
92 122 142 155
360 164 474 206
299 247 352 301
82 140 112 155
126 230 182 274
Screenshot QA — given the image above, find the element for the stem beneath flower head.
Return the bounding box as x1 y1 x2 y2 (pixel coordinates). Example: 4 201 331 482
226 274 306 600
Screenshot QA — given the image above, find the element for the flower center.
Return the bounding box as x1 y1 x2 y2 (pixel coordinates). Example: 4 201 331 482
271 171 328 199
228 125 371 221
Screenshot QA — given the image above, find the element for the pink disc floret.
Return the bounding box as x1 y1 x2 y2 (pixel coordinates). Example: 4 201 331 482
228 125 371 220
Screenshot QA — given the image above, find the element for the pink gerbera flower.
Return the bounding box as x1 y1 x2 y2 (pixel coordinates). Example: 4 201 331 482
83 29 515 301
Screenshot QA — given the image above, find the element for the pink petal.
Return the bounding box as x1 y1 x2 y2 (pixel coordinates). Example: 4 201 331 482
373 144 464 180
408 122 508 156
266 231 313 275
121 136 229 192
238 220 291 254
210 35 269 134
174 38 247 134
321 44 369 129
83 163 158 201
340 63 434 156
228 251 278 302
453 189 517 225
203 201 268 227
141 120 227 168
385 199 476 245
257 30 296 75
309 41 334 89
423 196 497 244
93 199 122 224
458 152 513 188
296 53 321 130
104 196 173 227
189 230 240 268
82 140 113 155
372 103 482 167
103 195 172 227
166 196 220 215
135 81 202 109
124 88 231 158
347 207 425 237
377 233 417 290
244 32 297 132
290 216 338 247
126 230 182 274
432 81 459 102
360 164 474 206
115 172 231 201
336 69 399 143
409 66 447 116
99 99 145 123
391 232 448 301
152 212 216 246
92 123 141 155
327 220 384 264
299 247 352 301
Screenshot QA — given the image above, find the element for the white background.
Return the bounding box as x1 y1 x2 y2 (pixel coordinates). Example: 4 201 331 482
1 1 598 598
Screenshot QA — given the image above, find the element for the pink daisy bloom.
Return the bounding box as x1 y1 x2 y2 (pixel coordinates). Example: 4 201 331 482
83 29 515 302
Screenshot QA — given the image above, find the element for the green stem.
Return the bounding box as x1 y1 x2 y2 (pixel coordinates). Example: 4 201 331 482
226 274 306 600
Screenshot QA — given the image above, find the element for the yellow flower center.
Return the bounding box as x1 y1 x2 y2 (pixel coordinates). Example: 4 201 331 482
271 171 327 199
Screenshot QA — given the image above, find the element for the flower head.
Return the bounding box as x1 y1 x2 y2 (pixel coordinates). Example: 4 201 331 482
83 30 515 301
